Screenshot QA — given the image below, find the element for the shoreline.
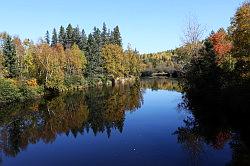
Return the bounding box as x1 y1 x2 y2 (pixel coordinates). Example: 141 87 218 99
0 76 139 106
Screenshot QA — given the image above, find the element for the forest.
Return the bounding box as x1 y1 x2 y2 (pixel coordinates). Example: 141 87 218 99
0 2 249 105
0 1 250 165
141 2 249 97
0 24 144 104
180 2 249 97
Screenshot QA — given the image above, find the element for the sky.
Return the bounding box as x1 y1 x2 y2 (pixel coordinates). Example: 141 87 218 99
0 0 245 53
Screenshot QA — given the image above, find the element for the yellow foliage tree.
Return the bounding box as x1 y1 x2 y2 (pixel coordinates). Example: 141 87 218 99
230 2 250 58
65 43 86 76
23 40 36 78
13 37 25 78
101 44 125 79
125 47 144 76
34 43 64 90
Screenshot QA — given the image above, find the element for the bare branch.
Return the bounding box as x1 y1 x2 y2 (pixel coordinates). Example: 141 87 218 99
181 15 205 45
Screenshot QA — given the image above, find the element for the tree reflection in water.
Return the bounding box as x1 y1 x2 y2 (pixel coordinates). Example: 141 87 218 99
0 83 143 157
174 116 205 166
1 78 249 165
175 81 250 166
140 78 182 91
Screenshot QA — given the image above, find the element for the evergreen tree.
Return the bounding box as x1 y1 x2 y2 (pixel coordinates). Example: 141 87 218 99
78 29 88 52
110 30 114 44
92 27 103 74
111 26 122 46
66 24 74 48
101 22 108 46
45 30 50 45
51 28 58 47
58 26 66 47
107 29 112 44
3 35 19 77
93 27 102 50
73 26 82 46
86 34 102 77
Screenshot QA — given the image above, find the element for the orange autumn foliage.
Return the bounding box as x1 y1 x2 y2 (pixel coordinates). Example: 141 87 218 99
26 79 38 87
210 30 233 63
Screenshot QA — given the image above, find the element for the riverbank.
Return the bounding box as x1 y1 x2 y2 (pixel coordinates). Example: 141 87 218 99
0 76 138 106
141 70 183 78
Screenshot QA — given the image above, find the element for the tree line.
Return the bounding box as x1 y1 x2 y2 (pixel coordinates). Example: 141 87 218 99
0 23 144 103
140 51 182 77
140 2 249 87
181 2 249 94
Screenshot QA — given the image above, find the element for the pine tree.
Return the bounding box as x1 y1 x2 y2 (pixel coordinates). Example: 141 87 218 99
51 28 58 47
45 30 50 45
73 26 82 46
93 27 102 49
86 34 102 77
111 26 122 47
107 29 112 44
58 26 66 47
3 35 19 77
110 30 114 44
66 24 74 48
78 29 88 52
101 22 108 46
92 27 103 74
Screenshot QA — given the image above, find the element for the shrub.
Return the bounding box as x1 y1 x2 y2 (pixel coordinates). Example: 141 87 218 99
18 83 43 101
0 78 44 103
0 78 21 103
64 75 87 90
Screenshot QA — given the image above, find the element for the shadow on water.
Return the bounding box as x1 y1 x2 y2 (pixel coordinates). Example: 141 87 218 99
175 78 250 165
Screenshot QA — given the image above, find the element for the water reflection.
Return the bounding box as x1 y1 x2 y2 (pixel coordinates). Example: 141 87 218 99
1 78 249 165
176 81 250 165
140 78 181 91
0 83 143 157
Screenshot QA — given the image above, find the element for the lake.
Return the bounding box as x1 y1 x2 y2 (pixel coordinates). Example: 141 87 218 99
0 78 249 166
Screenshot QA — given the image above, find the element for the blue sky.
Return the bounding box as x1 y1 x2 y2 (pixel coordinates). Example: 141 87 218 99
0 0 245 53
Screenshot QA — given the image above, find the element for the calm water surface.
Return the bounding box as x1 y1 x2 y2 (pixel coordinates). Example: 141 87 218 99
0 79 243 166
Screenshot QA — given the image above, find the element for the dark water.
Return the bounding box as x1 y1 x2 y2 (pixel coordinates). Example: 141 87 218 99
0 79 249 166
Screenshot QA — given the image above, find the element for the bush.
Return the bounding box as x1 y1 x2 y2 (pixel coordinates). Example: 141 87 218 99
64 75 87 90
18 83 43 101
0 78 21 103
0 78 44 103
87 77 103 87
